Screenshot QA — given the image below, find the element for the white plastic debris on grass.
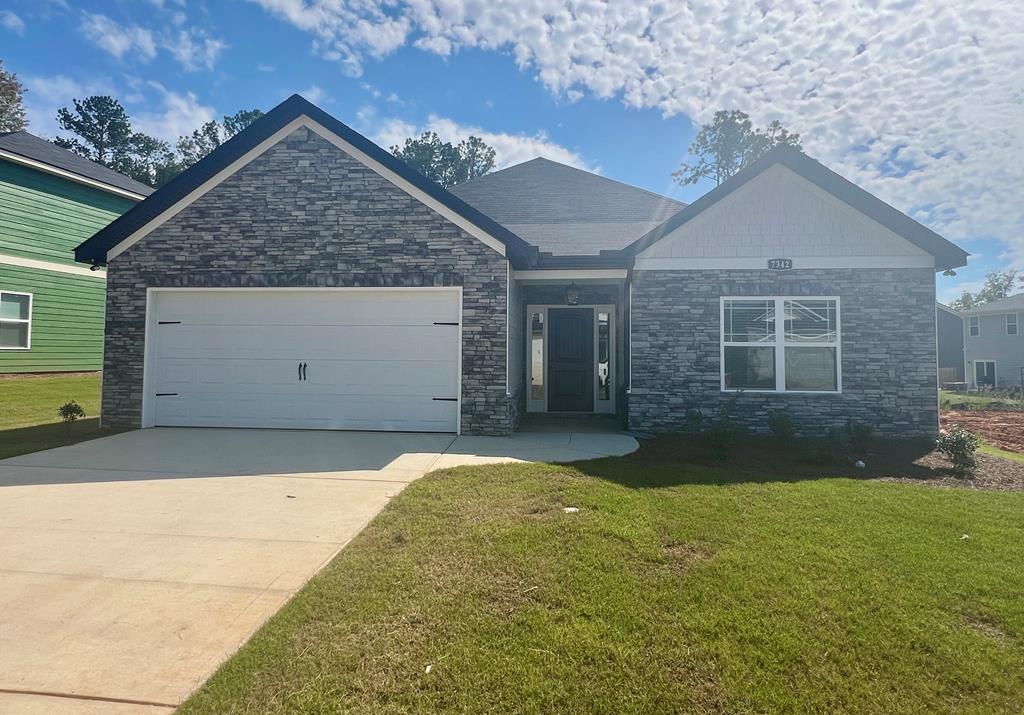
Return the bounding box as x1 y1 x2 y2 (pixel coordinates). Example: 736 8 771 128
960 534 970 540
563 507 580 513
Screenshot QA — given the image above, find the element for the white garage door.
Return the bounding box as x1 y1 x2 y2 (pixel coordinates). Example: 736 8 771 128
147 289 460 432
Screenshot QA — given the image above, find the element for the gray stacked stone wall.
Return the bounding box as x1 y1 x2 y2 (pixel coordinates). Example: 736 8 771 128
628 268 938 437
101 127 512 435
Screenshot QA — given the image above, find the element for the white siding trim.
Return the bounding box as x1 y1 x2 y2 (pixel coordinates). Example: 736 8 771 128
0 149 149 201
107 116 507 263
635 256 935 270
0 252 106 278
513 269 627 280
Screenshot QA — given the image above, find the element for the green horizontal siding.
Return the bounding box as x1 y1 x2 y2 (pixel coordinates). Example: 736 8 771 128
0 264 106 373
0 160 138 266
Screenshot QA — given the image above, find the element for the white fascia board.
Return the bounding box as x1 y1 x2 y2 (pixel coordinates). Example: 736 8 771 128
0 150 148 201
634 256 935 270
0 252 106 278
513 269 627 280
106 115 507 263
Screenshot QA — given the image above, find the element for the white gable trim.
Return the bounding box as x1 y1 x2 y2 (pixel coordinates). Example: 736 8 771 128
0 252 107 278
106 115 507 263
0 149 148 201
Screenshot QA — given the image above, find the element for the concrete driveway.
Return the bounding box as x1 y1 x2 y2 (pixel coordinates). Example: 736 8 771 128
0 427 636 713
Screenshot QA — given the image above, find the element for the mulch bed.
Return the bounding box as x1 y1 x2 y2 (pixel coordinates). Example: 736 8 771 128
632 433 1024 492
942 410 1024 454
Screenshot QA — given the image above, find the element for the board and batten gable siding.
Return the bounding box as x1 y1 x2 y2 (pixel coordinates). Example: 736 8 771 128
0 159 136 266
101 126 512 435
635 164 933 267
629 163 939 437
964 312 1024 387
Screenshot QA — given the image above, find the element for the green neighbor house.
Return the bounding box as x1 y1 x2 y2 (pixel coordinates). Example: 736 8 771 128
0 131 151 373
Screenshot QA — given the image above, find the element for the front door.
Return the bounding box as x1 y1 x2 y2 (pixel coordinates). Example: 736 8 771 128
547 308 594 412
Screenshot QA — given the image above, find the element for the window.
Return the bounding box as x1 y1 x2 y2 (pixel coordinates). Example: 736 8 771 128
969 316 979 337
0 291 32 349
722 297 840 392
597 311 610 401
1007 314 1018 336
529 311 544 402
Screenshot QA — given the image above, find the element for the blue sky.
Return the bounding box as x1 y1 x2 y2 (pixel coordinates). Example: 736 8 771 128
3 0 1021 303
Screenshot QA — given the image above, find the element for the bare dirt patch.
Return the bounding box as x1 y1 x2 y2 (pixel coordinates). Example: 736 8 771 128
942 410 1024 454
661 543 714 571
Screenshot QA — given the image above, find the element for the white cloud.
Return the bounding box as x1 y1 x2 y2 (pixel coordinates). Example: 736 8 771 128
21 73 117 138
131 82 217 142
249 0 1024 268
79 12 225 72
363 109 594 171
299 85 328 104
0 10 25 34
80 12 156 61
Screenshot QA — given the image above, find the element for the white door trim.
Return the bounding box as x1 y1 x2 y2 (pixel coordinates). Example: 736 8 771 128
524 303 615 414
141 286 463 432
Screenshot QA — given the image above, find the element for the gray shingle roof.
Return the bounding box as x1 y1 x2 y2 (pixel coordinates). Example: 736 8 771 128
0 130 153 197
961 292 1024 315
449 158 685 256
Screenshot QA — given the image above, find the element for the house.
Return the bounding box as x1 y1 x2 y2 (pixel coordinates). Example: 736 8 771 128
74 95 967 437
0 131 152 372
936 303 965 385
962 292 1024 388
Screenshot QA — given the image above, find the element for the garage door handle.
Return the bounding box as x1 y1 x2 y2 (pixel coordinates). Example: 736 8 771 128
301 362 308 381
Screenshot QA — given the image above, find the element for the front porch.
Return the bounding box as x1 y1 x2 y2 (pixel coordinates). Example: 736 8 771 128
509 271 629 429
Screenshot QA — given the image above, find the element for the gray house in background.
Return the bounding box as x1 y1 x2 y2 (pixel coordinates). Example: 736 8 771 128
936 303 964 385
73 95 968 439
963 292 1024 388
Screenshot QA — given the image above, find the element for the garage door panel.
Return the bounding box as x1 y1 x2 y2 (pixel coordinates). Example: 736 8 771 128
149 290 460 432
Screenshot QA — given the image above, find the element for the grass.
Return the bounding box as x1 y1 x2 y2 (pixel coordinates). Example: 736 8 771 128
180 451 1024 714
940 389 1024 411
0 373 114 459
980 442 1024 464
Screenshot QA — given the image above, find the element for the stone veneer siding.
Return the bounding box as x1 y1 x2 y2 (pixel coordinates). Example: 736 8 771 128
628 268 939 437
101 127 512 435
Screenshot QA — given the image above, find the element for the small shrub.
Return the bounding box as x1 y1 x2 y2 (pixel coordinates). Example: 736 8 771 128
845 420 874 454
58 400 86 424
704 417 735 461
814 427 849 464
683 408 703 433
937 425 981 477
767 411 795 444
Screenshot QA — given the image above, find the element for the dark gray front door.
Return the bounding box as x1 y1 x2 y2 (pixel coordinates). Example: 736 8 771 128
547 308 594 412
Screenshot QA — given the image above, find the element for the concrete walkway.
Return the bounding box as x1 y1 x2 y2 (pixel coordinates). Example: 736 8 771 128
0 427 637 713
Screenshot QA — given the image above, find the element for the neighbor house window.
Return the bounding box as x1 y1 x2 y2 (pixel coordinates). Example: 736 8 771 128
721 297 840 393
1007 314 1018 336
0 291 32 349
969 316 979 337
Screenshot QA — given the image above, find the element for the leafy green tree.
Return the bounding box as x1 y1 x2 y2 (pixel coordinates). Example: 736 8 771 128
390 131 496 188
177 109 264 166
54 96 134 166
673 110 802 187
949 270 1022 312
116 133 182 188
0 60 27 132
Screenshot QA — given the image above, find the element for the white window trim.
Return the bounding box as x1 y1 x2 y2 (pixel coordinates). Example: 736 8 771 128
0 290 33 350
719 296 842 394
968 315 980 337
1006 313 1018 336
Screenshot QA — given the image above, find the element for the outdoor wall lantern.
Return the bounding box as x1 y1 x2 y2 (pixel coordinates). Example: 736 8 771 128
566 282 580 305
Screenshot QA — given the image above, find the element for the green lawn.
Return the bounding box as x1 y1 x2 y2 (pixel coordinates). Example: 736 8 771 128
980 442 1024 464
940 389 1024 411
0 373 111 459
180 454 1024 714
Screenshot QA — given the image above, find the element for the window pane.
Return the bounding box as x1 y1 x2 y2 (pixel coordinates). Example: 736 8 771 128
1008 315 1018 335
785 347 837 391
597 312 610 401
785 299 836 343
724 346 775 389
724 300 774 342
0 322 28 348
0 294 29 321
530 312 544 401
